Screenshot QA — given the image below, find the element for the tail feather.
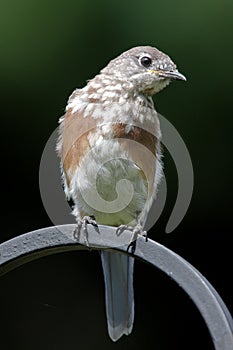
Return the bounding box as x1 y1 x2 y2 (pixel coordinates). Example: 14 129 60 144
101 251 134 341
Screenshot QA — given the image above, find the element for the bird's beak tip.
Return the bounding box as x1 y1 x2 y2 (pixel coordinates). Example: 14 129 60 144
176 72 187 81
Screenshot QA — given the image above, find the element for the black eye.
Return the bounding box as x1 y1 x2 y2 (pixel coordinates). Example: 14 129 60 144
140 56 152 67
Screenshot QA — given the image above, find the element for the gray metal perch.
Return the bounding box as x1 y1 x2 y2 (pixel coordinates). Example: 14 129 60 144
0 224 232 349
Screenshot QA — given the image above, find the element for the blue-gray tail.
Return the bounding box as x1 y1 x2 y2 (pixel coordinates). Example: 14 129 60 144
101 251 134 341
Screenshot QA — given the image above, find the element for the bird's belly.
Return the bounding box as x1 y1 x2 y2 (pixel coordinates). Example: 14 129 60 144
69 138 151 226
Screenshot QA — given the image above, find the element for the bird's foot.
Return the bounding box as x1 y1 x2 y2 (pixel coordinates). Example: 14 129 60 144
73 215 98 246
116 223 147 253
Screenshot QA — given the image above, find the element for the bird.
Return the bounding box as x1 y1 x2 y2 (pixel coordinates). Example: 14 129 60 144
56 45 186 341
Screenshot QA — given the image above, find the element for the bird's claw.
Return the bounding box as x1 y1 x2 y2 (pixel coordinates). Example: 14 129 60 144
116 223 147 253
73 215 98 246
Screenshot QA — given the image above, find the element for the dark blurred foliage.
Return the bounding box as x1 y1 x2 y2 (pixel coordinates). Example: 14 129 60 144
0 0 232 349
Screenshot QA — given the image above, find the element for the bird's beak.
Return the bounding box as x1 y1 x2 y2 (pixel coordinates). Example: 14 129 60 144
158 70 186 81
148 69 186 81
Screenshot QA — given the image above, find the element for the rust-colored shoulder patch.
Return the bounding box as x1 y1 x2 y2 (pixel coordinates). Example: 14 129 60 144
60 108 99 185
111 123 159 198
112 123 157 155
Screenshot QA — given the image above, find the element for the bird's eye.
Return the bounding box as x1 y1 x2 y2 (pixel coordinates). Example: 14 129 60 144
140 56 152 68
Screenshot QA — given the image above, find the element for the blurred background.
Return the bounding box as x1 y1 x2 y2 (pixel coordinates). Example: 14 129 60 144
0 0 232 349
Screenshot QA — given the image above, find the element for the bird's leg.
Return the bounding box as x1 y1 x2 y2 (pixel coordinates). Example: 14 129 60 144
73 215 98 246
116 216 148 254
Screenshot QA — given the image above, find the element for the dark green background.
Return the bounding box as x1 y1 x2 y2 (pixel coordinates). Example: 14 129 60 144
0 0 232 349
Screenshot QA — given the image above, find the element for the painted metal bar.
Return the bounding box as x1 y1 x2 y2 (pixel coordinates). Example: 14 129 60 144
0 224 232 349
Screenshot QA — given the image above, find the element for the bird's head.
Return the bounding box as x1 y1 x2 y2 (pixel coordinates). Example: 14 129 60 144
101 45 186 95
